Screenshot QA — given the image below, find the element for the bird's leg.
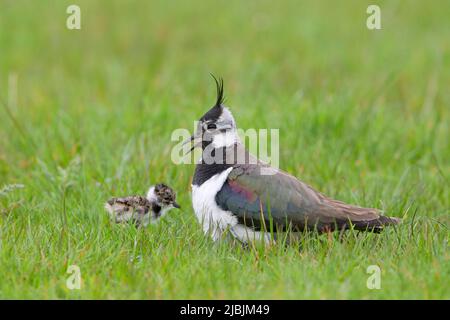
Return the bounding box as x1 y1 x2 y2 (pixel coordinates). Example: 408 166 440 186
323 225 333 244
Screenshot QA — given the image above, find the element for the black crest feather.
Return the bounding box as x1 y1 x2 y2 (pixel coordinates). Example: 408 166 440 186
200 75 225 122
211 74 225 107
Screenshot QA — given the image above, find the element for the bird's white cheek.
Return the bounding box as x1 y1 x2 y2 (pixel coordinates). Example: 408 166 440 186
212 132 238 148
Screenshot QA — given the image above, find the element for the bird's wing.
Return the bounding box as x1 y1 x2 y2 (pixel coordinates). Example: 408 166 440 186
105 196 150 216
215 164 384 232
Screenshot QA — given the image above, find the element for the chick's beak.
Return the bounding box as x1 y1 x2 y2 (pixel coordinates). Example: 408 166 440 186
173 202 181 209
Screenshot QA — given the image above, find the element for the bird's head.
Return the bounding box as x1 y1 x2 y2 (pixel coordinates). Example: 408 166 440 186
184 76 239 153
146 183 180 210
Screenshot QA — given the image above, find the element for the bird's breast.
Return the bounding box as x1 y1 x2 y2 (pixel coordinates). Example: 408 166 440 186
191 168 237 240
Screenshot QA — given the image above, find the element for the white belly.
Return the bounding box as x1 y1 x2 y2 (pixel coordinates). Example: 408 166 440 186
191 167 271 244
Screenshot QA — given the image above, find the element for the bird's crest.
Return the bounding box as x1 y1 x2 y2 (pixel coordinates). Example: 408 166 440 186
211 74 225 107
199 75 226 122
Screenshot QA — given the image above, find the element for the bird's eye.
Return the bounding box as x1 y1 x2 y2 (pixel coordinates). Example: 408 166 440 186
207 123 217 130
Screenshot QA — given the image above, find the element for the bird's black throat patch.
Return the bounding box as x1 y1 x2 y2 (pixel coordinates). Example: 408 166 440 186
192 146 236 186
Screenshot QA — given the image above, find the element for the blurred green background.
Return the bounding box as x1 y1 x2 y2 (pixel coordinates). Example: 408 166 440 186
0 0 448 299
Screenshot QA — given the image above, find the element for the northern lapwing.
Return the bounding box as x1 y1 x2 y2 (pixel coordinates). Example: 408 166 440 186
185 76 401 243
105 183 180 227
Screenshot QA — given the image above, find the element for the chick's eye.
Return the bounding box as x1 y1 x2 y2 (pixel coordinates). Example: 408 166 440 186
207 123 217 130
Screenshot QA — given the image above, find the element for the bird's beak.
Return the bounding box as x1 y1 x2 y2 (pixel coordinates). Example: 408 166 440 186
173 202 181 209
182 133 202 155
182 134 194 147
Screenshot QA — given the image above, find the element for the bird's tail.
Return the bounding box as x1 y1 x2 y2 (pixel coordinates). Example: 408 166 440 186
352 215 402 233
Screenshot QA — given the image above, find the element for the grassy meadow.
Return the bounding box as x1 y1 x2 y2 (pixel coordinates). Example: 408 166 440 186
0 0 448 299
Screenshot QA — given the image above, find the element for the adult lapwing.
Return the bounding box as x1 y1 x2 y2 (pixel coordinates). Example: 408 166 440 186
105 183 180 227
185 77 401 243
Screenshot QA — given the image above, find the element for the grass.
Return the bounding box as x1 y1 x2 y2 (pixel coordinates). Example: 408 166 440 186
0 0 448 299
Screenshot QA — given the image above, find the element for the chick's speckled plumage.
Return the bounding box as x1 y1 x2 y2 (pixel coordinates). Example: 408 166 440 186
104 184 179 227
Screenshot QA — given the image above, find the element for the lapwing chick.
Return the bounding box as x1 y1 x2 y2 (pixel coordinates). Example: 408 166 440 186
104 183 180 227
185 76 401 243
